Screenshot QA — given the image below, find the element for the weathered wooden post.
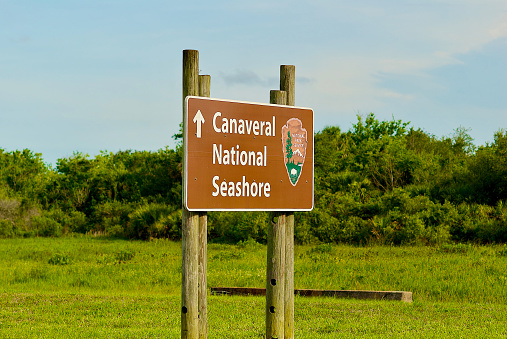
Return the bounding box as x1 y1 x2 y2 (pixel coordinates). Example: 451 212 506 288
280 65 295 106
198 74 210 339
266 90 287 339
280 65 295 339
182 49 200 339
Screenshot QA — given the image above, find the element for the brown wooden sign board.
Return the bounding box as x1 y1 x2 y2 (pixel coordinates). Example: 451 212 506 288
184 96 314 211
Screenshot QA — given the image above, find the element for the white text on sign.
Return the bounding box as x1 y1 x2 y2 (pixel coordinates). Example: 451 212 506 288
212 112 276 137
212 175 271 198
213 144 267 167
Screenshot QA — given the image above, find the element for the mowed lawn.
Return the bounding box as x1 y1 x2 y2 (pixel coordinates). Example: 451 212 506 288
0 237 506 338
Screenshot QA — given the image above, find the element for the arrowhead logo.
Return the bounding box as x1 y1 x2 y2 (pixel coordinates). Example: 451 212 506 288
281 118 308 186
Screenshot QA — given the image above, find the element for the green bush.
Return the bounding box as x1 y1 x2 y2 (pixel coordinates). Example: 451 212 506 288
156 209 182 240
48 253 71 265
127 203 180 240
450 202 507 243
31 215 62 237
498 245 507 257
2 116 507 244
0 219 15 238
476 219 507 243
92 201 133 237
294 212 319 244
440 243 472 254
0 198 20 221
208 211 268 244
115 249 135 263
66 210 88 233
307 243 335 255
236 237 262 250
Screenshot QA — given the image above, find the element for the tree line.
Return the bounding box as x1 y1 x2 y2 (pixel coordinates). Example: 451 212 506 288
1 114 506 244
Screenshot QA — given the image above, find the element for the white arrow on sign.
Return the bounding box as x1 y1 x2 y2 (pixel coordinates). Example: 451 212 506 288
193 110 205 138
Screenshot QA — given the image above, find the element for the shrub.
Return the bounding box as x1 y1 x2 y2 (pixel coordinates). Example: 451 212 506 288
92 201 133 236
0 198 21 221
236 237 262 249
31 215 62 237
127 203 180 240
451 202 507 243
208 211 268 244
476 219 507 243
0 219 15 238
48 253 71 265
440 243 472 254
115 250 135 263
33 209 89 235
66 210 88 233
155 209 182 240
294 211 319 244
307 243 335 255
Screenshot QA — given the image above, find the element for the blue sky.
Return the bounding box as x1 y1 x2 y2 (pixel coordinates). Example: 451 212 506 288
1 0 506 165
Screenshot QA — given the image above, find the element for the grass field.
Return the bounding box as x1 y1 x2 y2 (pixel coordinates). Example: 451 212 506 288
0 237 506 337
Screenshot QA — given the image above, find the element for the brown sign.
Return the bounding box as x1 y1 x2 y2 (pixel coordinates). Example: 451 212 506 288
184 96 313 211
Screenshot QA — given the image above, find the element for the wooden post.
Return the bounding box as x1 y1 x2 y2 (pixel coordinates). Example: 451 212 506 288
280 65 295 106
266 90 287 339
199 75 210 98
198 74 210 339
280 65 295 339
182 49 200 339
198 211 207 339
270 88 287 107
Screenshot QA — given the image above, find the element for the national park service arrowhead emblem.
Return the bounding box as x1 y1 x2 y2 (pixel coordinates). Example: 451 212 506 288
282 118 308 186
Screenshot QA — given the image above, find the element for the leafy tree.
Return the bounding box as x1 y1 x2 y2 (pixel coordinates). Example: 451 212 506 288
2 114 507 244
285 131 293 162
349 113 409 144
0 149 48 200
466 130 507 205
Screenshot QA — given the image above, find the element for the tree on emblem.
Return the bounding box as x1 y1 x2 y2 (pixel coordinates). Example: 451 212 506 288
286 131 293 164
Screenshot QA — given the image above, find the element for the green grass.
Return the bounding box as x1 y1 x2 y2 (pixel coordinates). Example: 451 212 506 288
0 237 507 337
1 293 507 338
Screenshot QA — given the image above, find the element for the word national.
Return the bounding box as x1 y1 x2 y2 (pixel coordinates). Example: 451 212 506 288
213 144 267 167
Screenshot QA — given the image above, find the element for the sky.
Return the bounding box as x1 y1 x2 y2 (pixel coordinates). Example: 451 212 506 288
1 0 506 166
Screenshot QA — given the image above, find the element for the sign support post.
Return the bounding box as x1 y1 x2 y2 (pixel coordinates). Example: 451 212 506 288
266 90 287 339
198 74 210 339
182 49 200 339
280 65 295 339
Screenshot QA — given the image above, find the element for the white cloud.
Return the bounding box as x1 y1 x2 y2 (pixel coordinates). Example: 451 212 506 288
489 14 507 39
301 1 507 109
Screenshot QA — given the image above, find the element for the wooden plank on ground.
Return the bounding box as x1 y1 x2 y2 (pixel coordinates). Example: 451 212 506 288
210 287 412 303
